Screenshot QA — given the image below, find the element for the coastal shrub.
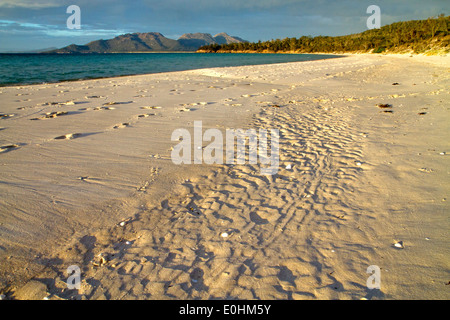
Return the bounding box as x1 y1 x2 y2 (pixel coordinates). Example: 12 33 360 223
373 47 386 53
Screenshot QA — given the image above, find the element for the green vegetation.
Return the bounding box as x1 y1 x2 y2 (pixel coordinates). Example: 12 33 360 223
198 15 449 54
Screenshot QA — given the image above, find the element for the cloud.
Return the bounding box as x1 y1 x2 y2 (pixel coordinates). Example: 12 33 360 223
46 28 127 38
0 19 47 31
0 19 126 38
0 0 63 9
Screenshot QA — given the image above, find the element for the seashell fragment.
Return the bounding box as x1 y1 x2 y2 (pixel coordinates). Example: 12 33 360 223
394 241 404 249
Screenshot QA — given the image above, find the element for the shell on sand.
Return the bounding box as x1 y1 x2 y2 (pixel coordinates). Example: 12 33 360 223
394 241 404 249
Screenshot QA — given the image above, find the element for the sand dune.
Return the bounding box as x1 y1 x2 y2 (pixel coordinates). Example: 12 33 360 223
0 54 448 300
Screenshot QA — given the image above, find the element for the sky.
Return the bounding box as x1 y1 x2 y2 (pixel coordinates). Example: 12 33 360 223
0 0 448 52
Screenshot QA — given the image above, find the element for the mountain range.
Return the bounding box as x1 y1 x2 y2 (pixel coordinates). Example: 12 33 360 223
46 32 247 53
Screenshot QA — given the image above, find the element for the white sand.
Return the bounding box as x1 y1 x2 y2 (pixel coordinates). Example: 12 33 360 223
0 53 448 300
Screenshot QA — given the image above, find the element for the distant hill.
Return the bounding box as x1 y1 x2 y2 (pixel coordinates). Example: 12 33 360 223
198 15 450 55
213 32 247 45
46 32 247 53
177 33 217 49
177 32 247 50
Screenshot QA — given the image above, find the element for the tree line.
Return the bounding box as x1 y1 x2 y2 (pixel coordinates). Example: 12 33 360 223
198 15 449 54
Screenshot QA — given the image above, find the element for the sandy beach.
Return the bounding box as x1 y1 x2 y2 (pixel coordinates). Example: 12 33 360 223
0 53 448 300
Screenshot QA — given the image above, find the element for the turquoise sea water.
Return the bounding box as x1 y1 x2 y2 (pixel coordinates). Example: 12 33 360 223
0 53 341 86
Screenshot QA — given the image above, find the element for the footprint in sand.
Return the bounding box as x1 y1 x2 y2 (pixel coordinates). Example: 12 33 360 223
38 102 59 106
113 123 130 129
249 211 269 225
0 144 20 153
44 111 69 118
31 111 77 120
85 95 104 99
54 133 83 140
94 106 116 111
138 113 155 118
377 103 392 109
140 106 162 110
190 267 206 286
103 101 134 106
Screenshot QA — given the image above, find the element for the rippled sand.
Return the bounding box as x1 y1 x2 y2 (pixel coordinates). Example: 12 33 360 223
0 53 448 300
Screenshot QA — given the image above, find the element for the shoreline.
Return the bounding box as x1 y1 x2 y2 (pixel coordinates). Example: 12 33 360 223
2 51 446 89
0 52 342 88
1 54 449 299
